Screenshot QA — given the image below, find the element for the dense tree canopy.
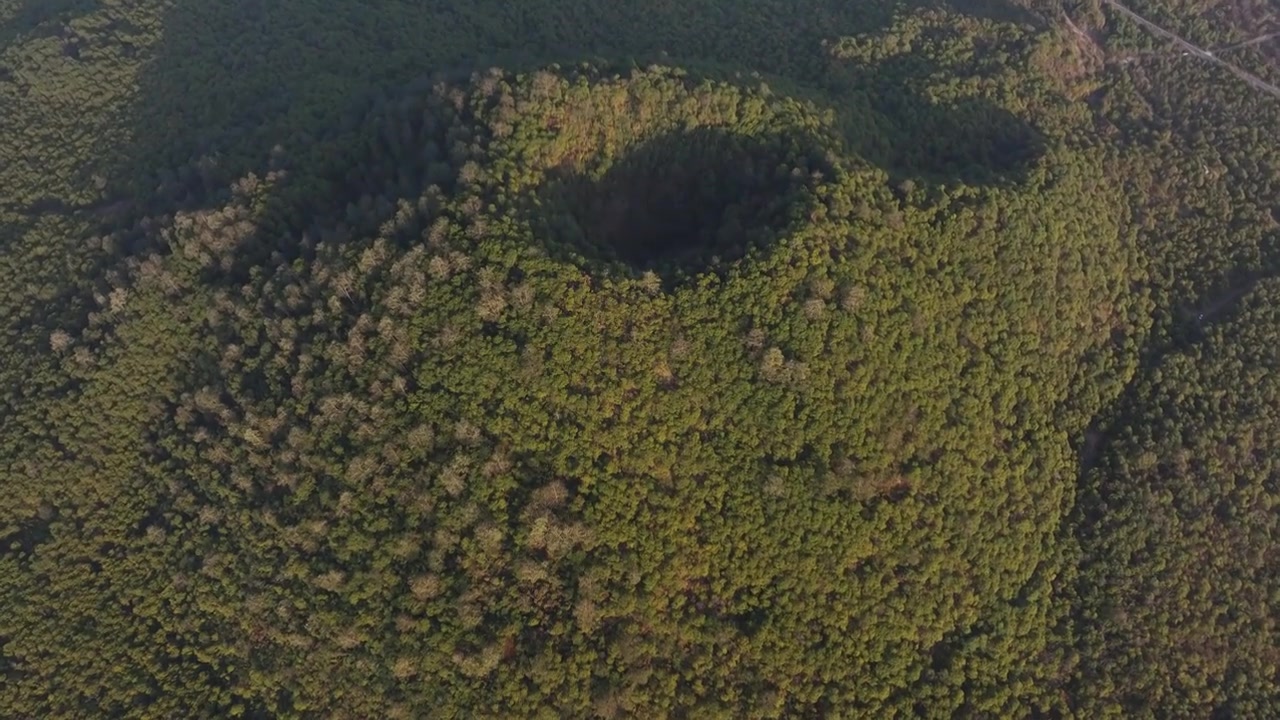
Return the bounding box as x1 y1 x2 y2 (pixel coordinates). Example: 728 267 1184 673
1073 280 1280 718
2 0 1279 717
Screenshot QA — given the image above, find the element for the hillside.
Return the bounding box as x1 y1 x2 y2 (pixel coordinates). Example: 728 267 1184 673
2 0 1279 717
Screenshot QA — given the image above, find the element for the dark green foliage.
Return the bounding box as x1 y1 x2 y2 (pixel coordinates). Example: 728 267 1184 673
1073 281 1280 718
1 0 1279 717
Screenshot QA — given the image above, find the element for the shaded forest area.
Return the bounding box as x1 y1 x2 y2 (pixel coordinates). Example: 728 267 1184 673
2 0 1280 717
529 127 833 277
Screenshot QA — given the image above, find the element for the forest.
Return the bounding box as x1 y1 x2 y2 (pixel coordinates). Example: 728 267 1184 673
1 0 1279 717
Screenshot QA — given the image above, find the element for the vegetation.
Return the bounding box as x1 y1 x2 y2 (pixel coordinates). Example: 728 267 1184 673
1 0 1278 717
1072 279 1280 718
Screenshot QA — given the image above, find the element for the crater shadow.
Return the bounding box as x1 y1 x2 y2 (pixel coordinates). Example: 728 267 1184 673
110 0 892 199
52 0 1051 296
525 127 831 280
827 47 1049 189
106 0 1044 201
872 97 1046 186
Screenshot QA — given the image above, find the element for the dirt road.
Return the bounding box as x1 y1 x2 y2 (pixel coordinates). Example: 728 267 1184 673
1103 0 1280 101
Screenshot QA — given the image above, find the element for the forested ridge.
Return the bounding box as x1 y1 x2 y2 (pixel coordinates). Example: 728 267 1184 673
1 0 1279 717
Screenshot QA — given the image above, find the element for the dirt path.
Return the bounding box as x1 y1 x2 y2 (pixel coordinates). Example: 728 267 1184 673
1214 31 1279 55
1195 276 1261 324
1062 10 1104 59
1079 426 1105 476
